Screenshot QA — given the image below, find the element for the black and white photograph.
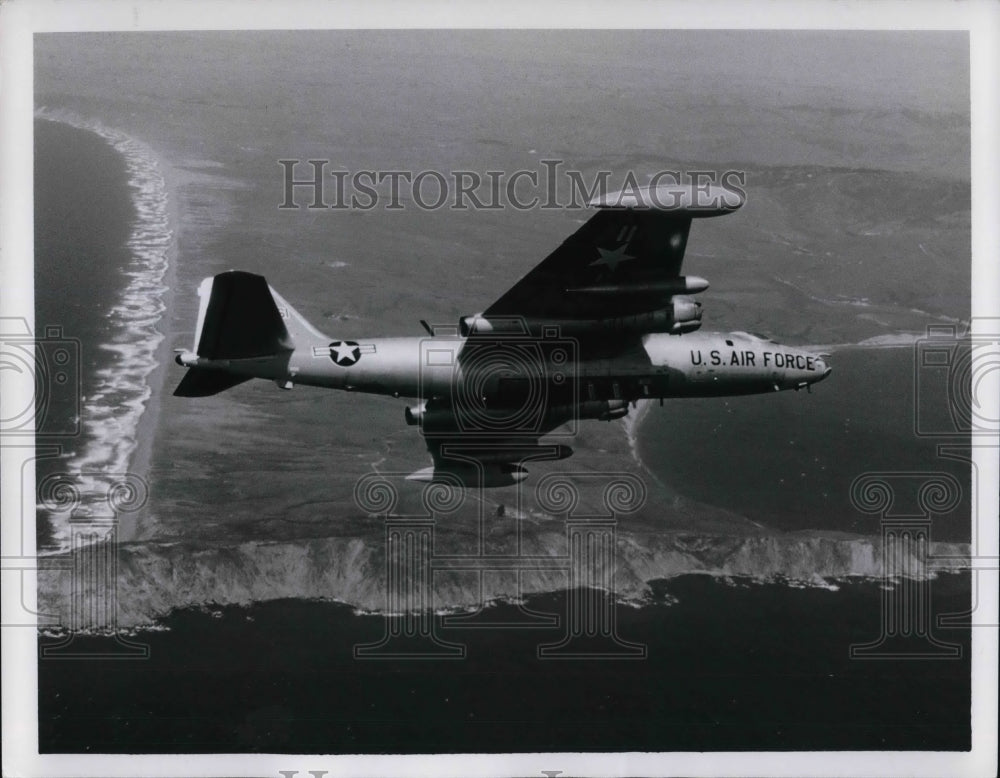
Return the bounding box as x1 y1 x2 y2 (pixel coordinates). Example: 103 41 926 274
1 2 998 776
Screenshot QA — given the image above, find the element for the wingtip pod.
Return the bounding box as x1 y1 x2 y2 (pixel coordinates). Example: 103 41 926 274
590 181 744 216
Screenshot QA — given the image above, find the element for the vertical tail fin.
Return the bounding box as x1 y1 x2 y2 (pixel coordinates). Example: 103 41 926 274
192 270 294 359
174 271 327 397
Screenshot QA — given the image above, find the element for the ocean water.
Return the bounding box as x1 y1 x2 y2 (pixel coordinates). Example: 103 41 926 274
33 110 973 756
638 346 972 542
34 119 134 547
39 575 971 753
33 112 974 756
34 116 171 551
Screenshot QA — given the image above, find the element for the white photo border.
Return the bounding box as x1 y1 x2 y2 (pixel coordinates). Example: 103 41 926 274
2 1 997 777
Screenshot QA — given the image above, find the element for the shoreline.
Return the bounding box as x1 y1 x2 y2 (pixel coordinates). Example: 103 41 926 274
123 155 181 543
34 111 177 548
620 398 654 473
36 529 973 630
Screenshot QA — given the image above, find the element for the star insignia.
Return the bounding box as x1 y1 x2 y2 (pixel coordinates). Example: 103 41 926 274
329 340 362 366
590 242 635 272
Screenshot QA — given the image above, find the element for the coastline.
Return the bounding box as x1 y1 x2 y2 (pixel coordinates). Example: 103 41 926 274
30 117 971 613
34 110 175 548
620 398 654 474
122 157 181 543
36 530 972 630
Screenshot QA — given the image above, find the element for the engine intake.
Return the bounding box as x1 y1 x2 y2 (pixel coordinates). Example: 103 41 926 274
459 315 530 337
405 402 427 425
668 294 702 334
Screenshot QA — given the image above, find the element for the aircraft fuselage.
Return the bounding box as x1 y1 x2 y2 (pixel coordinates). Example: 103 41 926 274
174 181 831 485
177 329 830 407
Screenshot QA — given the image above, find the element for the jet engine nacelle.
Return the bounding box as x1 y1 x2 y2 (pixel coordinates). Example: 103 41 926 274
407 464 529 488
405 402 498 431
440 444 573 465
578 398 630 421
458 295 702 339
543 399 631 423
459 315 529 337
598 400 630 421
566 275 710 298
408 398 631 428
667 295 703 334
405 402 430 426
595 298 702 336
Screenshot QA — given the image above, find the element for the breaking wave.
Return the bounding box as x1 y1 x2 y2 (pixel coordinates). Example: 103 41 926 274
36 530 970 630
36 108 172 553
620 398 653 468
809 331 957 352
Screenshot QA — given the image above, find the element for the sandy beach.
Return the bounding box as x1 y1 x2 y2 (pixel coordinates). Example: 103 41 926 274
118 156 182 543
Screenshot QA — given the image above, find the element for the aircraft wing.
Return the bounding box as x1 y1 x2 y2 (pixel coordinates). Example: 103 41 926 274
411 183 744 485
408 400 575 488
482 182 743 321
410 432 571 488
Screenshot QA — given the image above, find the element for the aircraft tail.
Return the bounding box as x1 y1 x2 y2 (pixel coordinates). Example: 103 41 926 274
174 270 327 397
190 270 293 360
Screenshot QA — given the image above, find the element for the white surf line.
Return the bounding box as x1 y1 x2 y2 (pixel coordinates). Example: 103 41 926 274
773 274 965 325
809 331 972 352
618 398 673 496
773 274 874 308
35 108 172 554
620 399 651 468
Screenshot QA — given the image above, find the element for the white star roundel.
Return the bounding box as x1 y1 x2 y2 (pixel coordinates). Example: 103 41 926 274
329 341 361 366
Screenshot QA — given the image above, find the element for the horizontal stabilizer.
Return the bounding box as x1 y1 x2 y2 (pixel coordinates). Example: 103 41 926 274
173 367 251 397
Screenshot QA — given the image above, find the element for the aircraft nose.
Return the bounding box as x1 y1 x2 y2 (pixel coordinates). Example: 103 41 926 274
815 357 832 381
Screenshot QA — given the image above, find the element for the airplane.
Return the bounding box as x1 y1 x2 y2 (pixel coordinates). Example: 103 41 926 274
173 182 831 487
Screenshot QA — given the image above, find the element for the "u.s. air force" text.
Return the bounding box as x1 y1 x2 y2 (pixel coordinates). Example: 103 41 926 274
690 349 818 370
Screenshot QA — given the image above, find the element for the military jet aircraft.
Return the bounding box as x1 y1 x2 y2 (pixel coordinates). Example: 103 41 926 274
174 182 831 486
